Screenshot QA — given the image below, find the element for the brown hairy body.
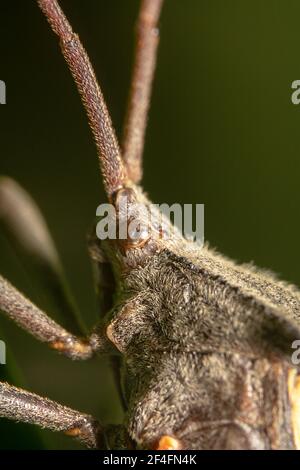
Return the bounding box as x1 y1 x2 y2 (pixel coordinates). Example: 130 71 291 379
0 0 300 450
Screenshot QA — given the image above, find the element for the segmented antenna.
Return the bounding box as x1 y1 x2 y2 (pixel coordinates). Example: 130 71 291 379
37 0 127 197
122 0 164 183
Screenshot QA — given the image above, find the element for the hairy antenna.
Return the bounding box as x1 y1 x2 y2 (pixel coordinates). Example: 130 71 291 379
37 0 127 197
122 0 164 183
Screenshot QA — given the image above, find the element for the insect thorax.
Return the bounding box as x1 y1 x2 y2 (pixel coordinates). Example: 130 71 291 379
101 243 300 449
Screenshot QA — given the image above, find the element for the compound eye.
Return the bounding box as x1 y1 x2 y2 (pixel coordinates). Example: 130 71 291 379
114 187 136 207
114 187 151 249
127 220 149 246
154 435 182 450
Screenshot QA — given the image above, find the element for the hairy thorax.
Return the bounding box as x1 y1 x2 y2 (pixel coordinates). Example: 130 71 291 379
103 244 300 449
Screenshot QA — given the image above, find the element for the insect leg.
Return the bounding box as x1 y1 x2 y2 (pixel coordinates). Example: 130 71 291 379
0 275 110 360
122 0 164 183
0 176 84 335
87 231 127 411
0 381 104 448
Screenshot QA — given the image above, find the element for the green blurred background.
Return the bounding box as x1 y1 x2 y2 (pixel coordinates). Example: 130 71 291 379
1 0 300 449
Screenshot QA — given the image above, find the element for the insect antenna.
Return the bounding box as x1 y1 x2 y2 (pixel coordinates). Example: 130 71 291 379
37 0 127 198
122 0 164 183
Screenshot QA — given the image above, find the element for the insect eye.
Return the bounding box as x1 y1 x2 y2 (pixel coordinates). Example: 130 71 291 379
113 186 151 249
153 435 182 450
113 187 137 207
127 221 149 245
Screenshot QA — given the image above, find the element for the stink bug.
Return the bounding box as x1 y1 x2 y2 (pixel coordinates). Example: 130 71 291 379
0 0 300 450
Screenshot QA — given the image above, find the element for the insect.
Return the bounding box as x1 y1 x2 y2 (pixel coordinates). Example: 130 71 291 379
0 0 300 450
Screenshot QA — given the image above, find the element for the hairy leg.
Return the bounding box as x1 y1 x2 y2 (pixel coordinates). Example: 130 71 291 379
0 382 104 448
0 275 110 360
88 231 126 410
